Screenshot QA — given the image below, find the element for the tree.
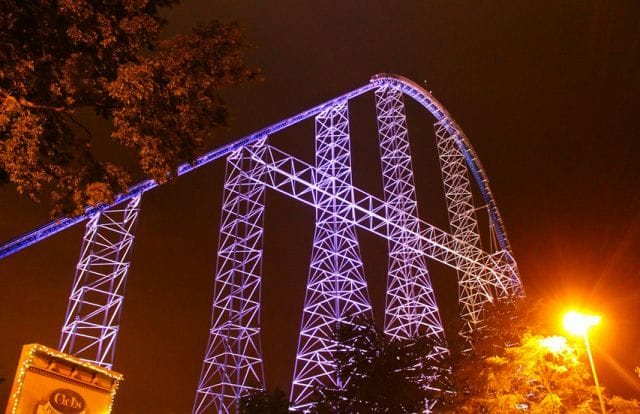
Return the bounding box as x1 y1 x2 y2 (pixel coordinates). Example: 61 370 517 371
311 318 451 414
0 0 261 216
239 387 290 414
444 299 640 413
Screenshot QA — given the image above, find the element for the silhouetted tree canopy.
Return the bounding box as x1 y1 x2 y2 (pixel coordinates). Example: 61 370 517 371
239 387 290 414
310 317 452 414
236 304 640 413
0 0 261 216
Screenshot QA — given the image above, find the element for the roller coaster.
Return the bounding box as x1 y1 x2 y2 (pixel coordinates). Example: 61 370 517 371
1 74 524 413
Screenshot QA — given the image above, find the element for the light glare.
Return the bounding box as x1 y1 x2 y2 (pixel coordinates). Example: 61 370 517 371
539 336 569 353
563 311 601 336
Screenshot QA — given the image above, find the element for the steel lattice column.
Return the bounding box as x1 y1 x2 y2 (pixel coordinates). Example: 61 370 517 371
59 194 141 369
375 88 450 408
290 101 373 411
194 139 267 414
375 86 447 348
435 119 501 344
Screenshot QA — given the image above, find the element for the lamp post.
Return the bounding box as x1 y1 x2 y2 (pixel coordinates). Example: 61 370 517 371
563 311 605 414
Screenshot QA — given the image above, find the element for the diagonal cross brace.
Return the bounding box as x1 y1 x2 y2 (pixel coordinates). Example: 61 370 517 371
243 143 518 300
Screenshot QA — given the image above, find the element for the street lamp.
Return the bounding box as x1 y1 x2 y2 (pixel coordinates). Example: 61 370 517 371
563 311 605 414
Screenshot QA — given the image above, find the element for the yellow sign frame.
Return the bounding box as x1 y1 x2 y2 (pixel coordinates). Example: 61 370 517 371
5 344 123 414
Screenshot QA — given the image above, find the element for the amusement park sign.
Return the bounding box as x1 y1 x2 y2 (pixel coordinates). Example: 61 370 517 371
4 344 122 414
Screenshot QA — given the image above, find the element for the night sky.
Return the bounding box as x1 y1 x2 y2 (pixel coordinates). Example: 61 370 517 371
2 1 640 412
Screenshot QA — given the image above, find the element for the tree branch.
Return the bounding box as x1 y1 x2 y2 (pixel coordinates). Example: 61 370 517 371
64 113 93 140
18 97 65 112
1 90 65 112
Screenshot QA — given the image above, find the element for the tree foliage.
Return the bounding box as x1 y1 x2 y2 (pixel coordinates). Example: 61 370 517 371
311 318 451 414
235 304 640 413
444 299 640 413
239 388 290 414
0 0 260 216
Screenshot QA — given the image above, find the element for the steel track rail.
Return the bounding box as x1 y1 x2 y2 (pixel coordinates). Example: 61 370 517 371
1 74 512 261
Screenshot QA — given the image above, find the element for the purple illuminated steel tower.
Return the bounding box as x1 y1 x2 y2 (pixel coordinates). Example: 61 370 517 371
375 86 447 344
59 194 142 369
290 101 373 410
375 86 449 405
194 139 268 413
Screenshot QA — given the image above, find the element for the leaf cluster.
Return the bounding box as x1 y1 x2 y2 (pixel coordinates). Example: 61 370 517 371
239 387 290 414
1 0 261 216
444 299 640 413
311 317 451 414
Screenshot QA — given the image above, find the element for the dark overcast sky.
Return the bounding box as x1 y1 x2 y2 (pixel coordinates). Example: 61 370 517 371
2 1 640 412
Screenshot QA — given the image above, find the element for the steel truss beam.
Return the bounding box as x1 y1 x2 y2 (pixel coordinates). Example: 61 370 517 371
194 139 268 414
191 121 520 412
375 86 448 405
225 142 515 412
240 143 516 297
59 194 141 369
290 102 373 411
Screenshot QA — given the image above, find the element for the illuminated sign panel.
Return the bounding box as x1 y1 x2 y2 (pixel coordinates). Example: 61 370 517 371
5 344 122 414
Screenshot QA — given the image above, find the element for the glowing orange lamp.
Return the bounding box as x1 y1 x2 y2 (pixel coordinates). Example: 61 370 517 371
563 311 605 413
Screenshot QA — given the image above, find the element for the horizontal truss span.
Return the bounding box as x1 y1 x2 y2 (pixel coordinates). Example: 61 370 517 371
243 143 516 298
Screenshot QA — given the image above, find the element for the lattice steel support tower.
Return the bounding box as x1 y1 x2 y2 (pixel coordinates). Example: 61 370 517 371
194 139 268 414
435 119 508 344
375 85 447 343
290 101 373 411
59 194 142 368
375 86 450 410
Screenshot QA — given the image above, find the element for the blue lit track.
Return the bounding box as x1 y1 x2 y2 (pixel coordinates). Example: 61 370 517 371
0 73 511 261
